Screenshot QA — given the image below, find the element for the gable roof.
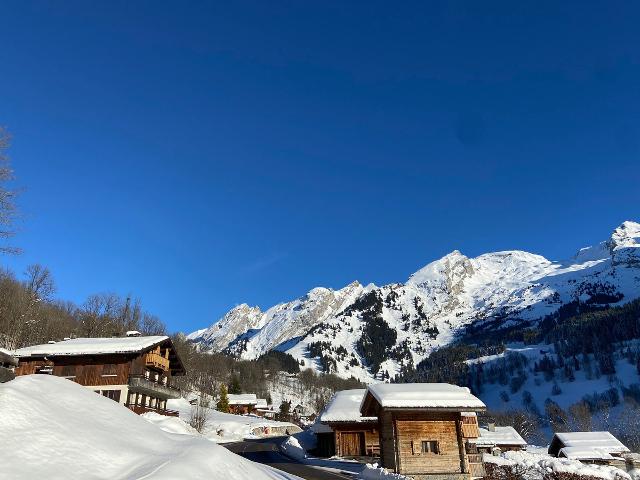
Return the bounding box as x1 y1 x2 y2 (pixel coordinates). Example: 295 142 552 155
15 336 186 376
362 383 486 414
15 336 169 357
471 426 527 447
549 432 629 457
228 394 258 406
321 389 378 423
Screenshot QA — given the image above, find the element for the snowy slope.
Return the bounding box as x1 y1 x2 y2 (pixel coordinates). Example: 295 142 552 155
190 221 640 382
0 375 299 480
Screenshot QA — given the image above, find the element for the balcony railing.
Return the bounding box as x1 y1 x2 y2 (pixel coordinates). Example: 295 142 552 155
145 352 170 371
128 374 181 399
126 404 179 417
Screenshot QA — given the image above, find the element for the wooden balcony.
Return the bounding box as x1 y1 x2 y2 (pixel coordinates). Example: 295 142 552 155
145 351 170 371
128 375 181 399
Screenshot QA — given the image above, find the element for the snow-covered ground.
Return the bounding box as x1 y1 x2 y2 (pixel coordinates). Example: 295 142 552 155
484 450 636 480
0 375 300 480
167 396 301 443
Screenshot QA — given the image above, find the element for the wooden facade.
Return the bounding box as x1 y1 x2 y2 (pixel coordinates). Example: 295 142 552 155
14 336 185 417
361 390 485 480
327 422 380 458
228 403 257 415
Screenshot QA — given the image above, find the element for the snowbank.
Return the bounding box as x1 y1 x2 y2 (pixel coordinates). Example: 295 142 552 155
359 463 411 480
484 450 631 480
281 436 307 460
0 375 299 480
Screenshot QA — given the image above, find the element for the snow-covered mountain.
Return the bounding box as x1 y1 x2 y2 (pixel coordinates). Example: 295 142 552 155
189 221 640 382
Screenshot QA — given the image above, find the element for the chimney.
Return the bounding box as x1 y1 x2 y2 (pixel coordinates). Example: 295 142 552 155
488 423 496 432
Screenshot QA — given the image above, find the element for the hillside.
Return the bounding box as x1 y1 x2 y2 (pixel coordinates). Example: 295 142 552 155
190 221 640 384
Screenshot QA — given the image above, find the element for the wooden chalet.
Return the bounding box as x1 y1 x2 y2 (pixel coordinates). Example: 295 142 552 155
228 393 258 414
255 398 275 418
469 424 526 454
0 348 18 383
14 333 185 416
548 432 630 468
360 383 486 480
318 389 380 458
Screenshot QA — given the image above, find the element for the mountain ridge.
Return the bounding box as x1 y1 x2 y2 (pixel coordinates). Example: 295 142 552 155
189 221 640 382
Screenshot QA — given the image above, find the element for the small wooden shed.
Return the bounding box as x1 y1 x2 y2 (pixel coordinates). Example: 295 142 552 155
360 383 486 480
548 432 629 467
228 393 258 415
319 389 380 458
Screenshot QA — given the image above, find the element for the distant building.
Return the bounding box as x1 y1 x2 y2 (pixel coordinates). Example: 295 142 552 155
255 398 275 418
469 424 527 454
548 432 630 467
14 335 185 416
319 389 379 458
360 383 486 480
0 348 18 383
228 393 258 414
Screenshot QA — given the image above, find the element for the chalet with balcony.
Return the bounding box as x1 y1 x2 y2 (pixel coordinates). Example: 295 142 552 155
319 389 380 459
14 333 185 416
360 383 486 480
228 393 258 414
0 348 18 383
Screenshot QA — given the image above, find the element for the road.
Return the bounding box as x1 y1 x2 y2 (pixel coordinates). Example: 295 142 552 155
224 437 354 480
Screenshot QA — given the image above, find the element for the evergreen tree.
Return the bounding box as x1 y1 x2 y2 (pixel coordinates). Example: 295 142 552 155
216 384 230 413
228 374 242 394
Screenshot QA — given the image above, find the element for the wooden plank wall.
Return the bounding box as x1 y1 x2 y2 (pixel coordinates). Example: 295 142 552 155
15 354 133 386
331 423 379 456
380 411 397 470
378 411 465 476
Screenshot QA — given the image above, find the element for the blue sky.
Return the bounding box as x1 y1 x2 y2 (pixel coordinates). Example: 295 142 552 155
0 1 638 333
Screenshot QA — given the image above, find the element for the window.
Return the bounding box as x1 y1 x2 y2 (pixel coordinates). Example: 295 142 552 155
421 441 439 454
102 364 117 376
101 390 121 402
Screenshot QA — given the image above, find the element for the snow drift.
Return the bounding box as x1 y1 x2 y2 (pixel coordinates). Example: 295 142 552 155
0 375 299 480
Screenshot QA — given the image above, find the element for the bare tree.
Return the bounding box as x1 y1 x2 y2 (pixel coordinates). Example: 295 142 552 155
189 399 209 433
0 127 19 254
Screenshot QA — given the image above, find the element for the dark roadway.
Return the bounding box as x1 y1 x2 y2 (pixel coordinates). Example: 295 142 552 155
224 437 355 480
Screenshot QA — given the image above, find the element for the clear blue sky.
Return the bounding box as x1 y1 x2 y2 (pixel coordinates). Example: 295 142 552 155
1 1 638 333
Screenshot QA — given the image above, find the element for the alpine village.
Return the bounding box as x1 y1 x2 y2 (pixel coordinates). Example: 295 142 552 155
2 3 640 480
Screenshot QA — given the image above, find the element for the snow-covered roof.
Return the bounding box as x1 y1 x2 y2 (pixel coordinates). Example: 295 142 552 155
228 394 258 405
321 389 378 423
15 336 169 357
364 383 486 410
550 432 629 458
471 426 527 447
559 447 616 461
255 398 268 409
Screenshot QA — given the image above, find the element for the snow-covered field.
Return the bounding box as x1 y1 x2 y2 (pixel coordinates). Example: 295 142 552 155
0 375 300 480
166 396 301 443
